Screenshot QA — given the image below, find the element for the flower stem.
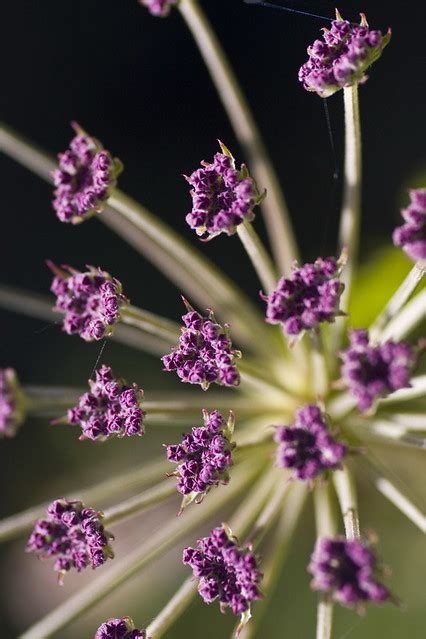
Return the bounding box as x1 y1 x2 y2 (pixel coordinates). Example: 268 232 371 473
120 305 180 343
103 482 176 526
237 221 277 293
146 578 197 638
310 329 329 398
178 0 299 274
378 289 426 343
374 478 425 533
333 464 360 539
314 481 337 639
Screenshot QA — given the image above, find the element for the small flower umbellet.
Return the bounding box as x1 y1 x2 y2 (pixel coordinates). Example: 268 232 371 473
162 299 241 390
65 365 145 441
299 11 391 98
27 499 114 582
52 122 122 224
49 262 128 342
393 188 426 261
262 256 345 337
308 537 390 608
274 405 347 481
340 329 417 411
139 0 177 18
0 368 25 438
95 617 146 639
166 409 235 511
185 142 264 240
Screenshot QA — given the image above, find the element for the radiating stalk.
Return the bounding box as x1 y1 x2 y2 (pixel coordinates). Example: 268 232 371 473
369 260 425 341
333 464 360 539
18 457 266 639
346 417 426 450
378 289 426 343
178 0 299 275
0 458 169 543
103 482 177 526
378 375 426 405
24 386 81 415
237 221 277 293
120 305 180 343
146 578 197 638
314 482 337 639
375 478 425 533
310 330 329 398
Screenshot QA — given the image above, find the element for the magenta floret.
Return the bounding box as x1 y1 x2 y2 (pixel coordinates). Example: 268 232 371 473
95 617 146 639
393 188 426 261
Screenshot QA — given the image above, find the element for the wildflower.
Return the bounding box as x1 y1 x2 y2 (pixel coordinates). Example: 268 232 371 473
274 405 346 480
52 122 122 224
139 0 177 17
162 300 241 390
49 262 128 342
183 525 262 620
66 365 145 441
262 256 345 337
27 499 114 581
308 536 390 607
185 142 264 240
340 329 416 411
95 617 146 639
298 12 391 98
0 368 25 438
392 188 426 261
166 410 235 510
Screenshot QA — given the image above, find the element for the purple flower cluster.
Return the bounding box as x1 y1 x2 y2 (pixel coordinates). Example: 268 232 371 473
139 0 176 17
50 263 128 342
340 330 415 411
162 303 241 390
52 122 122 224
299 14 391 98
183 525 262 617
393 188 426 261
308 537 390 607
166 410 234 505
262 256 344 337
0 368 24 438
185 144 263 240
27 499 113 580
95 617 146 639
67 365 145 441
274 405 346 480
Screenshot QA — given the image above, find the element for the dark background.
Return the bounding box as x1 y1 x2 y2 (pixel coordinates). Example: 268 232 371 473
1 1 425 637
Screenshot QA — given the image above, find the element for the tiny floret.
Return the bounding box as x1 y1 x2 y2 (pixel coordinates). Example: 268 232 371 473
262 256 345 337
95 617 146 639
139 0 177 17
27 499 114 581
166 410 235 511
274 404 346 480
392 188 426 261
52 122 122 224
185 142 264 240
162 299 241 390
299 12 391 98
49 262 128 342
308 536 390 608
66 365 145 441
340 329 416 411
0 368 25 438
183 524 262 629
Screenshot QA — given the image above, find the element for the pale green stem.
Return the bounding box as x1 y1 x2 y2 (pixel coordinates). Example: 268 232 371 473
103 482 176 526
392 413 426 429
327 391 357 421
23 386 81 414
18 457 265 639
333 464 360 539
375 478 425 534
245 476 290 547
338 85 362 313
120 304 180 343
378 375 426 405
238 359 297 406
346 417 426 450
145 578 197 638
369 260 425 341
314 482 337 639
237 221 277 294
177 0 299 274
310 330 329 398
378 288 426 343
0 458 169 543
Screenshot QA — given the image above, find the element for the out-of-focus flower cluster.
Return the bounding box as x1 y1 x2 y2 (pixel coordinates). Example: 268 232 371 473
393 188 426 261
0 368 25 438
139 0 176 18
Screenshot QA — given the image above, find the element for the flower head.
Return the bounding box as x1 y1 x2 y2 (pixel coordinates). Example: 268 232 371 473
166 410 235 510
274 404 346 480
66 365 145 441
49 262 128 342
0 368 25 438
95 617 146 639
185 142 264 240
52 122 122 224
139 0 177 17
183 524 262 622
299 12 391 98
393 188 426 261
162 300 241 390
340 329 416 411
27 499 114 581
308 536 390 607
262 256 345 337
